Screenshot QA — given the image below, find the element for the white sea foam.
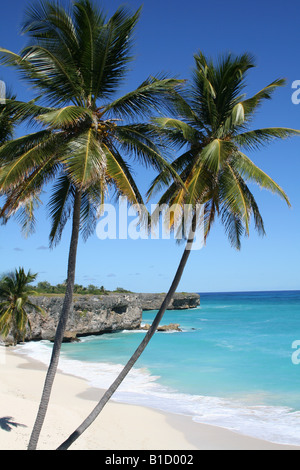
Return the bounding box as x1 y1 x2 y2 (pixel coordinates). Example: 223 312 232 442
14 341 300 447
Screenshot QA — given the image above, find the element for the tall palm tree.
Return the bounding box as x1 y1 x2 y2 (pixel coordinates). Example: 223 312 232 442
0 0 183 450
56 51 300 450
0 267 44 344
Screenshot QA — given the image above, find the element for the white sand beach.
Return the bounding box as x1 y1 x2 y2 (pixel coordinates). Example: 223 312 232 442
0 346 299 451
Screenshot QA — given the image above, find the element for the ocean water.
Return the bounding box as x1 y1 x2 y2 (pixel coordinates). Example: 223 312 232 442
15 291 300 446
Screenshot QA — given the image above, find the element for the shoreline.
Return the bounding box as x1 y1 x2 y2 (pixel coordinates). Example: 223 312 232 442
0 346 299 450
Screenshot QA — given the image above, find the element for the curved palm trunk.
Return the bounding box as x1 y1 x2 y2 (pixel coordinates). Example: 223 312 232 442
28 190 82 450
56 223 196 450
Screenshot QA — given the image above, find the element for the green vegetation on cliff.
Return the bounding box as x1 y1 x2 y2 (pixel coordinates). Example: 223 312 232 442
32 281 133 296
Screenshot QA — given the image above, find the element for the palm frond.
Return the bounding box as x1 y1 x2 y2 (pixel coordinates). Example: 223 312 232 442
146 150 194 201
88 4 141 101
200 139 236 172
104 144 143 207
220 206 245 250
238 79 286 119
152 117 201 144
0 130 56 190
105 75 184 120
37 105 93 128
3 98 54 126
220 164 252 235
14 194 42 237
62 128 105 189
232 151 291 207
233 127 300 151
79 185 104 241
0 157 59 223
47 173 75 247
114 125 184 190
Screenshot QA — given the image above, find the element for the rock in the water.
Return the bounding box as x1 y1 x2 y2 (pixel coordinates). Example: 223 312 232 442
140 323 182 332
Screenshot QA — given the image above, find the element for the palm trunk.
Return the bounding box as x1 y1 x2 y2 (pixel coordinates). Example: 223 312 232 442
28 190 82 450
56 221 196 450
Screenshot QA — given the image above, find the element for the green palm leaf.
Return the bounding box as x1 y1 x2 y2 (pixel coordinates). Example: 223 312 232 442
104 144 143 206
0 130 54 189
80 186 104 241
48 173 75 247
0 130 67 199
153 117 200 143
232 151 291 206
238 79 286 119
200 139 235 172
115 125 184 188
3 98 54 126
63 128 104 189
105 76 184 120
37 106 93 128
88 5 141 101
234 127 300 151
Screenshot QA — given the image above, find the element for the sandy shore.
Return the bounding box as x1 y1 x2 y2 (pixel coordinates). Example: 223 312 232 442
0 346 299 451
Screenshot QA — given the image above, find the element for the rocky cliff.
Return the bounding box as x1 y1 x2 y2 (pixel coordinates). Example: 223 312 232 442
134 292 200 310
1 292 200 344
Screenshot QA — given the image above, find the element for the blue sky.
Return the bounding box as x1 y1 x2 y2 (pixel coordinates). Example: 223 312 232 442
0 0 299 293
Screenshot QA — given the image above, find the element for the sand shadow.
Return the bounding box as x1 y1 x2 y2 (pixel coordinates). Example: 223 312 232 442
0 416 27 432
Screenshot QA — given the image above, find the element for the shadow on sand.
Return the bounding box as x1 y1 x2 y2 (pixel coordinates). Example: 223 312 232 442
0 416 27 432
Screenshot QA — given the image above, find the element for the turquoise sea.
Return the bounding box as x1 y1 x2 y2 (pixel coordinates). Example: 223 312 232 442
16 290 300 446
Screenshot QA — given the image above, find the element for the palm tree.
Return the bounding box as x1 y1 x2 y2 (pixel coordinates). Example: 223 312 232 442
0 267 44 344
56 51 300 450
0 0 183 450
